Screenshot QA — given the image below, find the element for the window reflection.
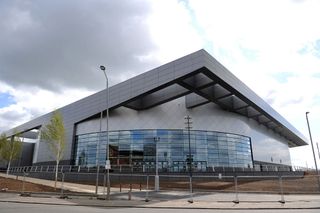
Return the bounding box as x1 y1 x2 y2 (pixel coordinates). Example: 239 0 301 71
74 129 253 171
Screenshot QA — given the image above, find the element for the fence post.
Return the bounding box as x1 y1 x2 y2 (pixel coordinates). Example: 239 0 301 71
188 175 193 203
119 175 122 192
107 169 110 200
97 170 107 200
59 172 67 199
20 172 30 197
22 172 26 194
128 184 132 200
103 170 107 200
279 175 285 204
233 175 239 204
119 166 122 192
145 174 150 202
128 165 133 200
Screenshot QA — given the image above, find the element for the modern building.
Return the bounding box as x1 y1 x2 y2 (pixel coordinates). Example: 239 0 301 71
4 49 307 172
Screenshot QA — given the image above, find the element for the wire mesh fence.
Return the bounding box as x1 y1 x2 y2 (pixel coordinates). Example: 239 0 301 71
0 165 319 204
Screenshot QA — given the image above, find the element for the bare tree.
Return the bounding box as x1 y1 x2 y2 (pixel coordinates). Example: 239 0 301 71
41 110 66 189
0 133 22 175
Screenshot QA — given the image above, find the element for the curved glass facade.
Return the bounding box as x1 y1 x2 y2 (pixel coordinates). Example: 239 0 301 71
74 129 253 172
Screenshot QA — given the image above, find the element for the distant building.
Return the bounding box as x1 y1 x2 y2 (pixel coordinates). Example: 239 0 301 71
4 50 307 172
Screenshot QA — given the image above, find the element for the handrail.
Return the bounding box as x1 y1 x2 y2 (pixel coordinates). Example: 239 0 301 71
7 164 300 174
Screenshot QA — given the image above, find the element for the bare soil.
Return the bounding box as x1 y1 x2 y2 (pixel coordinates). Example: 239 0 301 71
0 176 57 192
236 176 317 193
158 175 320 193
0 173 318 194
114 174 319 194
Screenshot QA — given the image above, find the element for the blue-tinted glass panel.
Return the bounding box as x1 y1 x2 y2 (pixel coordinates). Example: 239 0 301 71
74 129 253 170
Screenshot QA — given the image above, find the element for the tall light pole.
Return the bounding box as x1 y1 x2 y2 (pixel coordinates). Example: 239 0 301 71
100 65 111 199
184 115 193 203
154 137 160 191
305 111 320 191
95 96 103 194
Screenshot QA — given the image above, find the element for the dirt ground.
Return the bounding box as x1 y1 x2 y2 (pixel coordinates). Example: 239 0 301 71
193 175 319 193
0 173 319 194
238 175 319 193
113 174 320 194
0 176 57 192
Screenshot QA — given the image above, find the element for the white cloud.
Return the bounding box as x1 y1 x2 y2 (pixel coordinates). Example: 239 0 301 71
0 0 158 91
0 81 93 132
185 0 320 167
1 0 320 168
146 0 204 63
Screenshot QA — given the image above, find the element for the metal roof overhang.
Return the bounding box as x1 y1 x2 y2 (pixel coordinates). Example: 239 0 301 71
4 49 307 148
122 66 307 148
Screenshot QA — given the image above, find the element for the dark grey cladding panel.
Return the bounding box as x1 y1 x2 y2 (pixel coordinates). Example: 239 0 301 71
22 131 38 139
4 49 307 162
126 84 190 110
185 93 209 108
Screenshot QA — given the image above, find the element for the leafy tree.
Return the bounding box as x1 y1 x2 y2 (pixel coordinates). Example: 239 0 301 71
0 132 22 175
0 133 5 152
0 133 6 164
41 110 66 189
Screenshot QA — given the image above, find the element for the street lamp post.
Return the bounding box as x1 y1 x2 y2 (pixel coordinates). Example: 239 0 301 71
317 143 320 162
154 137 160 191
100 65 111 200
305 112 320 191
184 115 193 203
95 108 103 195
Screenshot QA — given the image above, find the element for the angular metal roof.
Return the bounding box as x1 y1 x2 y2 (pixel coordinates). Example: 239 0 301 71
5 49 307 148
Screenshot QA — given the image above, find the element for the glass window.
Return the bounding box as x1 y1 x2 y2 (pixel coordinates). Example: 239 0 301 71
74 129 253 169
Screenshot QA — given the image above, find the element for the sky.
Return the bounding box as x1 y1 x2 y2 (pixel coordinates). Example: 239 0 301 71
0 0 320 168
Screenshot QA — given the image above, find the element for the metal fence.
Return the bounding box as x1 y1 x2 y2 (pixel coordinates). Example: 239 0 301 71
7 164 295 174
1 165 319 204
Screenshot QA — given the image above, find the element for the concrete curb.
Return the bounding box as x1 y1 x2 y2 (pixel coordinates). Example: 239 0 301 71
1 196 320 210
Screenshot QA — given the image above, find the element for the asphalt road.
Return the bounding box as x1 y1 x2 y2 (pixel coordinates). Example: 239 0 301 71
0 202 320 213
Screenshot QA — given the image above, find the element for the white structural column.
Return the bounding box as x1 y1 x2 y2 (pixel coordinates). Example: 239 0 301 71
95 111 103 195
154 136 160 191
184 115 193 203
32 128 42 164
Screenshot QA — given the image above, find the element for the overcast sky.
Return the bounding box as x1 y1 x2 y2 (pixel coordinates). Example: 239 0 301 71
1 0 320 168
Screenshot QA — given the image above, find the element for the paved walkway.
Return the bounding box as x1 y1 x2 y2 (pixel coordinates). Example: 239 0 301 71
1 173 320 209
